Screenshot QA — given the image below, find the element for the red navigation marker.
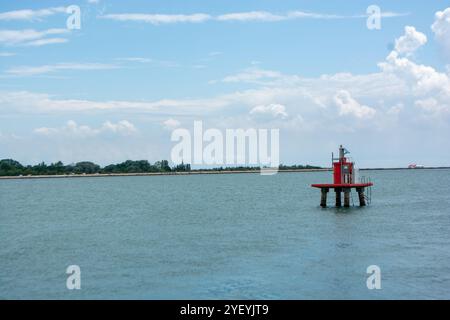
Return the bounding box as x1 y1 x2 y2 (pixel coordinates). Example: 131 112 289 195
312 145 373 208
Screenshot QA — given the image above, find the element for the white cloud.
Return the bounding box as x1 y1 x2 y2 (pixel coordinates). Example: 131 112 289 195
287 11 345 20
2 49 447 123
100 13 212 25
220 68 283 84
162 118 181 130
289 11 407 19
5 62 118 76
114 57 178 67
115 57 153 63
379 50 450 96
34 120 137 137
1 26 449 134
0 28 69 46
3 15 449 166
395 26 427 55
379 12 410 18
431 7 450 57
415 98 449 114
379 24 450 115
0 91 229 114
23 38 68 47
377 26 450 118
333 90 376 119
217 11 285 22
34 127 58 135
0 7 66 21
100 10 409 25
101 120 137 135
249 104 288 120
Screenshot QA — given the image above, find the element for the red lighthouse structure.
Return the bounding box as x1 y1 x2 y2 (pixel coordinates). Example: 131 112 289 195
312 145 373 207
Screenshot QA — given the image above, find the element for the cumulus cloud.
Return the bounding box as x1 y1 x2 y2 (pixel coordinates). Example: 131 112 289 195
249 104 288 120
375 25 450 119
431 8 450 58
415 98 449 114
2 24 450 137
333 90 376 119
162 118 181 130
101 120 137 134
380 50 450 95
395 26 427 55
34 120 137 137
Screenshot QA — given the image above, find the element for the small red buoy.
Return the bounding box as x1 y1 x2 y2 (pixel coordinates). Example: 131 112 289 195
312 145 373 208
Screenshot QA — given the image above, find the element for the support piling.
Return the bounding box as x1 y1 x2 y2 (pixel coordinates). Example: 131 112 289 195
320 188 329 208
344 189 350 207
357 187 366 207
335 188 342 207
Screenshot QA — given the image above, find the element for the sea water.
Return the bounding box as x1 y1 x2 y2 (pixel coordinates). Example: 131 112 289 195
1 170 449 299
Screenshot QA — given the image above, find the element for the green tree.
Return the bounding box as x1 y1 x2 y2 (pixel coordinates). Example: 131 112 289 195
0 159 24 176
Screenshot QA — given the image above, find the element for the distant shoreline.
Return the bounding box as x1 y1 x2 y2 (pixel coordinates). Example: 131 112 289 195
0 167 449 180
0 169 328 180
359 167 450 171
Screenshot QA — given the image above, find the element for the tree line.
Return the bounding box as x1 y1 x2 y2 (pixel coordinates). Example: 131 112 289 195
0 159 320 176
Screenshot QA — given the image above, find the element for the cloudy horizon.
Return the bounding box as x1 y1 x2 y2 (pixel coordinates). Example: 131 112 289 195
1 1 449 168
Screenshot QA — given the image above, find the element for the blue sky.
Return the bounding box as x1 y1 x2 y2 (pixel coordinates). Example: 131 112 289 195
1 0 450 167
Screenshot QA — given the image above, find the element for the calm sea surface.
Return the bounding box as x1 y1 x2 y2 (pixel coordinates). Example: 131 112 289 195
1 170 450 299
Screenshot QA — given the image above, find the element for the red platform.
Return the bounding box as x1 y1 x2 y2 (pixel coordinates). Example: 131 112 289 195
311 183 373 189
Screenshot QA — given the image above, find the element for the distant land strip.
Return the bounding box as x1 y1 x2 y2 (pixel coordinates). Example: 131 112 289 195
0 159 319 178
1 167 449 180
0 168 328 180
359 167 450 171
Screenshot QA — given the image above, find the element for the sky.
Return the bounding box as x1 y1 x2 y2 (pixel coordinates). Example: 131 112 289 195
0 0 449 168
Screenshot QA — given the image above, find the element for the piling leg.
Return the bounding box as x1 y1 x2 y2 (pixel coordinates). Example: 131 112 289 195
335 188 342 207
357 187 366 207
320 188 329 208
344 189 350 207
